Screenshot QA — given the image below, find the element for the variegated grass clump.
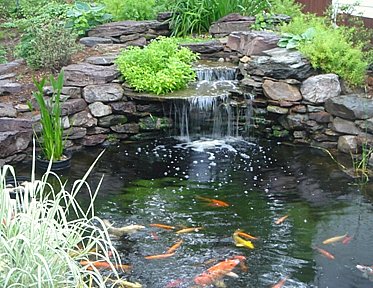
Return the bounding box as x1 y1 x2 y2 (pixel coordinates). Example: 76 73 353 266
0 149 121 287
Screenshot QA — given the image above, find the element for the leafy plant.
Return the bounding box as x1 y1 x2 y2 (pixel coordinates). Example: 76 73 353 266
66 1 112 36
0 151 122 287
32 71 66 161
351 143 373 182
269 0 303 18
115 37 199 95
16 21 81 71
0 45 6 64
278 27 316 49
102 0 156 21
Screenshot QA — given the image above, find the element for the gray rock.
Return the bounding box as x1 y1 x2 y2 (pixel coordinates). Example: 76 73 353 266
356 118 373 133
246 48 313 80
338 135 358 154
293 130 307 139
280 114 309 130
79 37 113 47
290 105 307 113
70 110 97 128
0 118 32 132
157 12 173 22
124 37 147 47
61 116 70 129
85 54 118 66
209 13 255 37
227 31 280 56
0 73 16 80
0 131 32 158
63 63 120 87
307 105 324 113
0 80 23 95
139 116 172 131
267 105 289 114
83 84 124 103
136 103 164 113
80 134 107 146
331 117 361 135
110 101 136 114
0 103 17 117
62 87 81 99
86 126 110 135
0 60 23 75
88 102 112 117
309 111 332 123
325 94 373 120
98 115 127 128
119 33 141 43
111 123 139 134
262 79 302 102
369 153 373 167
61 99 87 116
180 41 224 54
88 20 163 37
301 74 341 104
64 127 87 140
15 104 31 113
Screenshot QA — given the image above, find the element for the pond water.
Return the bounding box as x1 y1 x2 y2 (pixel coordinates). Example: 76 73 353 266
15 137 373 287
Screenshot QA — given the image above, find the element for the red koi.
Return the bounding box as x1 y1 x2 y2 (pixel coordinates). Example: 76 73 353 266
314 246 335 260
271 275 289 288
144 252 175 260
79 260 131 272
149 223 175 230
342 235 353 245
235 230 258 240
196 196 230 207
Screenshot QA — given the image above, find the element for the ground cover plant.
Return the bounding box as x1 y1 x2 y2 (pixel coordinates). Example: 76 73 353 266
115 37 199 95
0 149 122 287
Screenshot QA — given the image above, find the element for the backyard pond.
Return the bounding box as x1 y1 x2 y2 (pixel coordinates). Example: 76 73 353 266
14 137 373 287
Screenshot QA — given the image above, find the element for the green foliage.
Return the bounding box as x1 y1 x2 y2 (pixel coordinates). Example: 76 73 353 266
66 1 112 36
0 153 121 287
280 15 368 86
32 71 66 161
115 37 199 95
102 0 156 21
278 27 316 49
170 0 271 36
269 0 303 18
16 21 81 71
0 45 6 64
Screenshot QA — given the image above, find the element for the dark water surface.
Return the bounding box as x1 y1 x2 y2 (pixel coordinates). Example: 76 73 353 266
15 138 373 287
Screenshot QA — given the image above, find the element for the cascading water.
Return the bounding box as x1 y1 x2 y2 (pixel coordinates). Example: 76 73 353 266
170 61 254 141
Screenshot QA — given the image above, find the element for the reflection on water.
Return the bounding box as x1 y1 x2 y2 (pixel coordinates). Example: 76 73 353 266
14 138 373 287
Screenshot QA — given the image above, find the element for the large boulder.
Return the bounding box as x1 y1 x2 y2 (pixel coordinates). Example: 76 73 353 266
83 84 124 103
301 74 341 104
209 13 256 37
262 79 302 102
325 94 373 120
227 31 280 56
245 48 314 80
63 63 120 87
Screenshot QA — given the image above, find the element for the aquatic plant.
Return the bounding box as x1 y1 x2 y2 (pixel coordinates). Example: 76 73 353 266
115 36 199 95
0 147 121 287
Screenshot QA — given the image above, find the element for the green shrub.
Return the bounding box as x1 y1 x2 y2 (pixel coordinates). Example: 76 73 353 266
0 45 6 64
170 0 271 36
269 0 303 18
280 15 368 86
102 0 156 21
66 1 112 36
0 153 122 287
115 37 199 95
16 21 81 71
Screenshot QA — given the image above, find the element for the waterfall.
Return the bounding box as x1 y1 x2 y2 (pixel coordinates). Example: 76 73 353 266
170 62 253 141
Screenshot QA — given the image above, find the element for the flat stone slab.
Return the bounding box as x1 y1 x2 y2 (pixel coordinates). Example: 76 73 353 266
0 60 23 75
263 79 302 102
180 41 224 54
0 80 23 95
325 94 373 120
79 37 113 47
0 103 17 117
83 83 124 103
0 131 32 158
63 63 120 87
85 54 118 66
0 118 33 132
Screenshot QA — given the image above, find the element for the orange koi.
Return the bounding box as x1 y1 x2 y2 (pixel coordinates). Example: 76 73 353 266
149 223 176 230
275 215 289 225
166 240 183 254
166 278 184 288
196 196 230 207
79 260 131 272
235 229 258 240
144 252 175 260
314 246 335 260
176 227 203 234
194 255 246 286
271 275 289 288
322 233 347 245
342 235 353 245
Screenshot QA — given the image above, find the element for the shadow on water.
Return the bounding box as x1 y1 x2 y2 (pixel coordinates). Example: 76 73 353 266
13 138 373 287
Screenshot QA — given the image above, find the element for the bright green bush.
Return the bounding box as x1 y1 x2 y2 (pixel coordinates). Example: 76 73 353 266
280 15 368 86
0 45 6 64
170 0 271 36
269 0 303 18
115 37 199 95
102 0 156 21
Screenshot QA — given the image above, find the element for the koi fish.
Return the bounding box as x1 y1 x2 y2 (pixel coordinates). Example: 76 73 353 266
322 233 347 245
196 196 230 207
342 235 353 245
165 278 184 288
79 260 131 272
103 219 145 237
233 233 254 249
144 252 175 260
149 223 176 230
176 227 203 234
271 275 289 288
166 240 183 254
194 255 246 286
234 229 258 240
106 278 142 288
356 265 373 275
275 215 289 225
314 246 335 260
